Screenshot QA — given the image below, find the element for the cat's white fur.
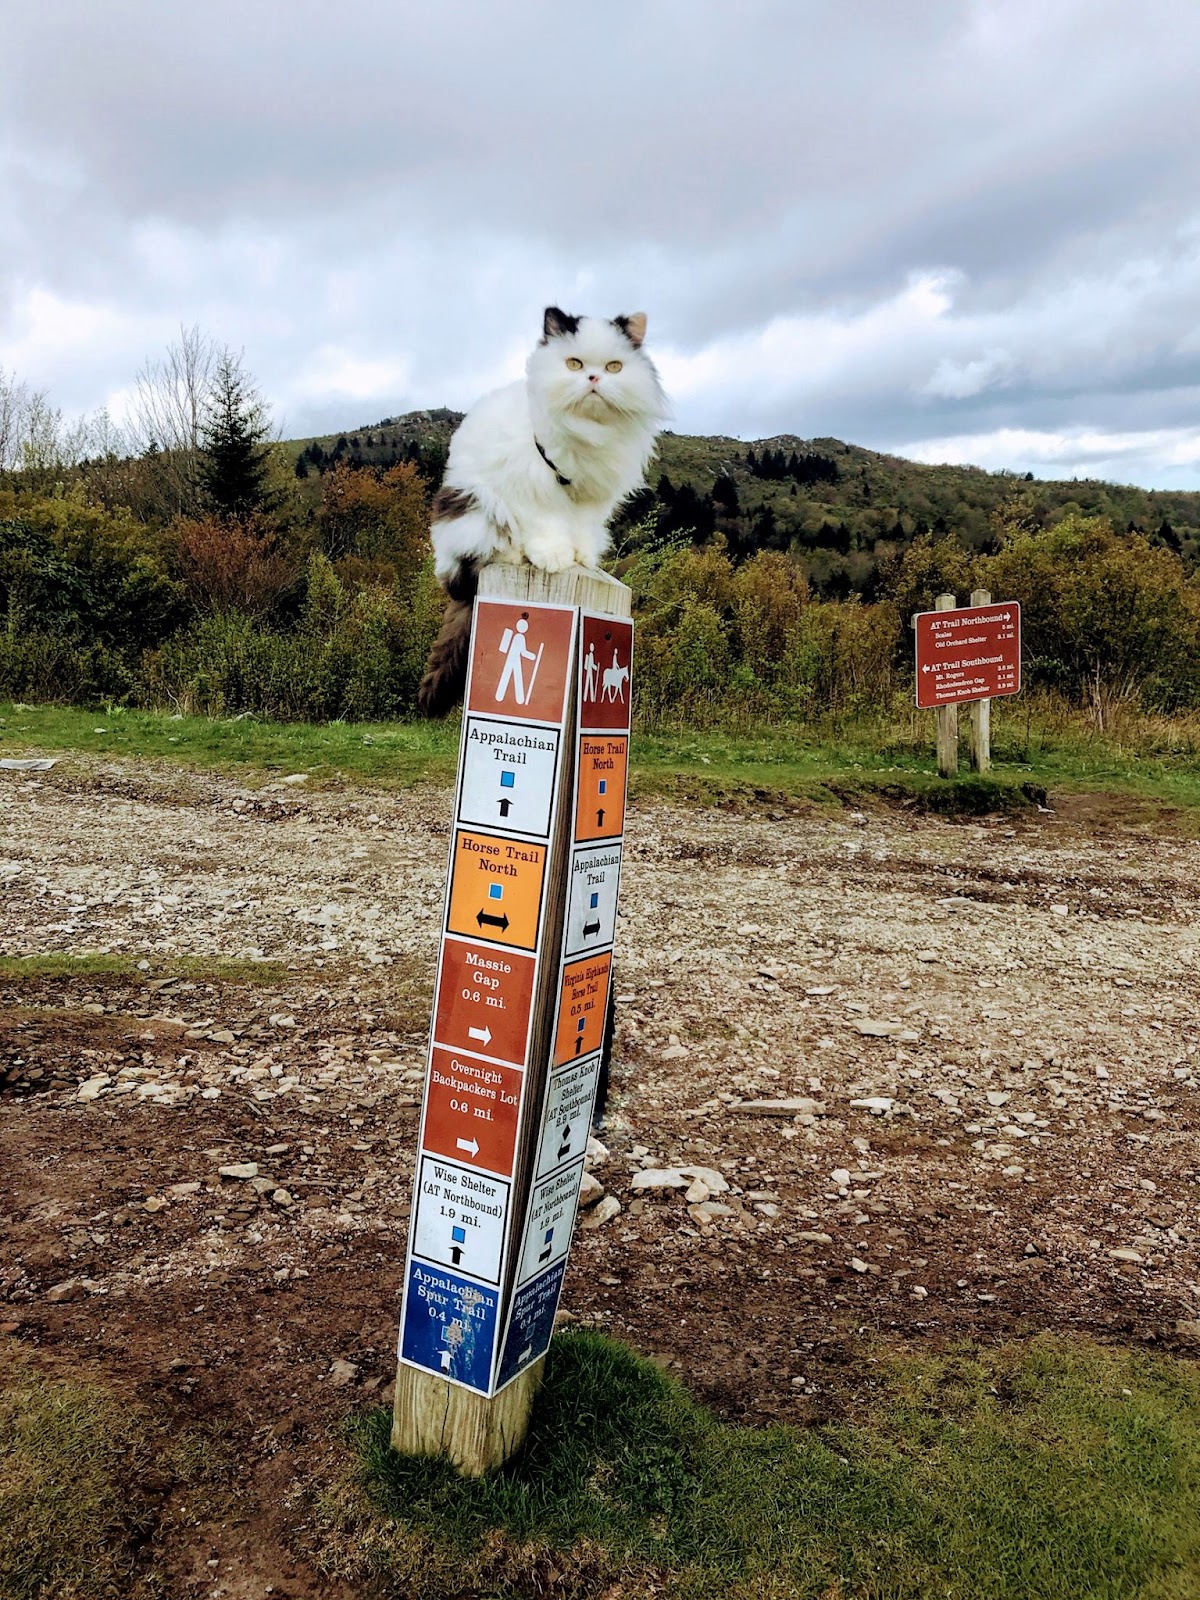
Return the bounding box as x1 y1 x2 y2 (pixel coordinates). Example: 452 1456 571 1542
431 311 668 581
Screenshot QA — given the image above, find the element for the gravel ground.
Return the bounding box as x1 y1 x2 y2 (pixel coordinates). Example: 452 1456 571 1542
2 755 1198 1594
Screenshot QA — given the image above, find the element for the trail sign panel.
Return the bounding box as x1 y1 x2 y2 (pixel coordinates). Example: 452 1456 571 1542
446 831 548 952
535 1052 603 1178
564 842 622 957
580 616 634 731
516 1160 585 1284
421 1048 523 1176
553 952 612 1066
914 602 1021 709
574 734 628 841
496 1259 567 1390
412 1156 510 1285
458 718 561 838
467 600 576 725
434 940 537 1067
400 1261 500 1390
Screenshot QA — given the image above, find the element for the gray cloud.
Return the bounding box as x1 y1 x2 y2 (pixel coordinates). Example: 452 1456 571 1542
3 0 1200 486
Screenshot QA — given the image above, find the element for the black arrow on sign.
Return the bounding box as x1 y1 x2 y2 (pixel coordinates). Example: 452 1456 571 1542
450 1245 463 1266
596 808 605 827
477 910 510 932
574 1035 583 1056
498 797 512 818
583 919 601 938
557 1124 572 1158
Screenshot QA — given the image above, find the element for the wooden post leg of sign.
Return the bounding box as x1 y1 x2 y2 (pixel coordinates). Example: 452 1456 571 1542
934 593 958 778
392 560 631 1477
967 587 992 773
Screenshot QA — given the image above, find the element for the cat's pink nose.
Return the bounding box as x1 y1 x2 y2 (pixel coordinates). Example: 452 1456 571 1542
588 373 599 382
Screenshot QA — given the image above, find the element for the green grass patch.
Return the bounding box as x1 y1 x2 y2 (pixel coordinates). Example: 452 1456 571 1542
0 701 458 787
4 699 1200 822
0 1356 230 1600
316 1330 1200 1600
0 952 288 985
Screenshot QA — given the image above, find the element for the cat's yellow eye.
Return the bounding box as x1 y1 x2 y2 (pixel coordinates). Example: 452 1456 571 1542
566 357 584 371
605 360 623 373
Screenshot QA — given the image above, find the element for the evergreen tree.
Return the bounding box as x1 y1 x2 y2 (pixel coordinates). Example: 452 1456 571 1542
198 352 276 519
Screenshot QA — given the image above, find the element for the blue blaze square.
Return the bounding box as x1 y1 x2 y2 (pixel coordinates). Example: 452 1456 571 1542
598 779 608 794
452 1225 466 1243
489 882 503 900
589 892 599 909
544 1228 554 1244
576 1017 586 1033
500 770 515 788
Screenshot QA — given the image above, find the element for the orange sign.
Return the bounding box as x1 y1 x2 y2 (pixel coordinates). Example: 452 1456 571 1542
574 734 628 842
422 1047 523 1176
466 600 577 725
434 939 537 1066
554 952 613 1066
446 830 546 952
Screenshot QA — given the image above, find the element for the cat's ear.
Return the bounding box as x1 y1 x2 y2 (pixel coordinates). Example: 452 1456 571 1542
614 312 648 348
542 306 579 341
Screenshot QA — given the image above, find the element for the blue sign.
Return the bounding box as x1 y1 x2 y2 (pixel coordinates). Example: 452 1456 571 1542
400 1261 500 1393
496 1258 567 1390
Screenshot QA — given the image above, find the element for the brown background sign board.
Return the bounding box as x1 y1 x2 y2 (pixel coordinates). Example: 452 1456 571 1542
914 603 1021 709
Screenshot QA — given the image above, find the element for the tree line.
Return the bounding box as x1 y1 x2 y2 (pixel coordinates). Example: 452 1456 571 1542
1 330 1198 729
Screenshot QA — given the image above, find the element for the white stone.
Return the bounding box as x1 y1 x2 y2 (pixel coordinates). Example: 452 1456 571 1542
580 1195 621 1228
219 1162 258 1180
77 1074 111 1102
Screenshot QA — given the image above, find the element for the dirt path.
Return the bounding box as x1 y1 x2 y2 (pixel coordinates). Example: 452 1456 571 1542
3 757 1198 1595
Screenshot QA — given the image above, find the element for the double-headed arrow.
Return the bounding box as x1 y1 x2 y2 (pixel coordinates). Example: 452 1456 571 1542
582 918 601 938
477 909 510 932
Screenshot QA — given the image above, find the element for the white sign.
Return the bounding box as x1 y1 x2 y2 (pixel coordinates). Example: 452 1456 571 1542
412 1156 510 1287
536 1054 603 1178
564 843 622 957
457 717 561 839
516 1160 585 1285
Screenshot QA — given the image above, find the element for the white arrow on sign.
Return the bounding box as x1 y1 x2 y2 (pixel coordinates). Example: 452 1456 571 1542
519 1344 533 1365
456 1136 480 1157
468 1024 492 1046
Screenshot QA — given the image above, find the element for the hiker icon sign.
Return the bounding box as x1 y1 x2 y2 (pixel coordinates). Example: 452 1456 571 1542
466 600 576 725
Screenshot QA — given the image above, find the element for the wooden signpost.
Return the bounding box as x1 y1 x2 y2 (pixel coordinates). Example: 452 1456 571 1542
913 590 1021 777
393 563 632 1474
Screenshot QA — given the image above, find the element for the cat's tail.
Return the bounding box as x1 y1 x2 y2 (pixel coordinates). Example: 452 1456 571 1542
417 559 479 717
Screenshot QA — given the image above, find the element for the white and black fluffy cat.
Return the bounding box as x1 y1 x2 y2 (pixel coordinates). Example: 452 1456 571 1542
417 306 667 715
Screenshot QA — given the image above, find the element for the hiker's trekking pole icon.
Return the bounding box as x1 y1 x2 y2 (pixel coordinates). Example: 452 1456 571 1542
496 615 544 706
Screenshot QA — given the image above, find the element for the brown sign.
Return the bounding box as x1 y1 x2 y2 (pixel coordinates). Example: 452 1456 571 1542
466 600 576 725
579 615 633 731
421 1047 523 1177
914 603 1021 709
434 939 537 1067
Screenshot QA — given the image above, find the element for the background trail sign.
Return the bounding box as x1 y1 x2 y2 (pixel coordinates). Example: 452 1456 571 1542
915 590 1017 777
394 575 633 1473
914 601 1021 710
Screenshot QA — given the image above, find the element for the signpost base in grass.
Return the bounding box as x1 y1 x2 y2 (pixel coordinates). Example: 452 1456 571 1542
392 558 632 1477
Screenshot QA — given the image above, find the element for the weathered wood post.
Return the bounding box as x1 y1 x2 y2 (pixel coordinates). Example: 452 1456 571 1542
966 587 992 773
934 593 959 778
392 561 632 1475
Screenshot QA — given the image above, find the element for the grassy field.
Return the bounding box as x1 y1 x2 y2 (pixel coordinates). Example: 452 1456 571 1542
318 1331 1200 1600
3 699 1200 821
5 1332 1197 1600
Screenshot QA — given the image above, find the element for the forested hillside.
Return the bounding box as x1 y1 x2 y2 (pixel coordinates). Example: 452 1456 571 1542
2 339 1198 732
286 411 1200 597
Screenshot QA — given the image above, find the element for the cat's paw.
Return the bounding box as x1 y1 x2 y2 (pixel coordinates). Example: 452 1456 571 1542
522 535 576 574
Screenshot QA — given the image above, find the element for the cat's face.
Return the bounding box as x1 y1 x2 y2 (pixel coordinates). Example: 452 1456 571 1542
527 308 666 426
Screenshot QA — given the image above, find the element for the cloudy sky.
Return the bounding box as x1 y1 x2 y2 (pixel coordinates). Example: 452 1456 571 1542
3 0 1200 488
